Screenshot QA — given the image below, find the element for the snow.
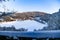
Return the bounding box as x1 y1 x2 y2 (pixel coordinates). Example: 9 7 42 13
0 20 48 31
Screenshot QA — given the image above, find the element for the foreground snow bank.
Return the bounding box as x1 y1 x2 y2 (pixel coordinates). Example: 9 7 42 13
0 20 48 31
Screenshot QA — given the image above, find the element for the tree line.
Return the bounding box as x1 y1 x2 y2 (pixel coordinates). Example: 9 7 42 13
0 25 28 31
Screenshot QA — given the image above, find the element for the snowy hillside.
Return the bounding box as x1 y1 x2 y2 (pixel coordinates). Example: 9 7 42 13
0 20 48 31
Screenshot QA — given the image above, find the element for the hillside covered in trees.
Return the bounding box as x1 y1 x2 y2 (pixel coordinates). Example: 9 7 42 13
0 9 60 31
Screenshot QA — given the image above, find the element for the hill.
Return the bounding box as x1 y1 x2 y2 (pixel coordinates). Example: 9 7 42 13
0 11 50 22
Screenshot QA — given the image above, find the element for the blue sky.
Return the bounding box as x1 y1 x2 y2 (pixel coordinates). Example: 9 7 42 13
0 0 60 14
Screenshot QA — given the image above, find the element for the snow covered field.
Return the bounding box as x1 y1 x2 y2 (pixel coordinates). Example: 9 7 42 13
0 20 48 31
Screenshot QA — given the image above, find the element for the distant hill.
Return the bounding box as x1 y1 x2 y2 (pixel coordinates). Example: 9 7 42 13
1 10 60 30
11 12 50 20
0 11 50 22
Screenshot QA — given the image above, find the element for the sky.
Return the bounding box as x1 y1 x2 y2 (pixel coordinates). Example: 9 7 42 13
0 0 60 14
